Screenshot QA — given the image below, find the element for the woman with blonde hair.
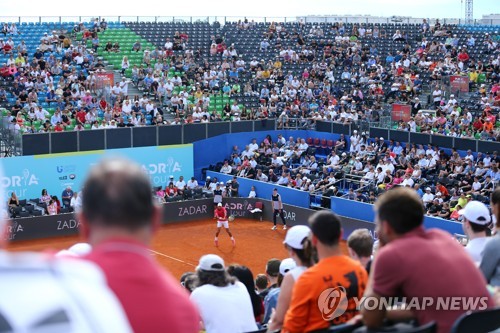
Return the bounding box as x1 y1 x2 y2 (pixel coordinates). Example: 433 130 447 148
121 56 129 75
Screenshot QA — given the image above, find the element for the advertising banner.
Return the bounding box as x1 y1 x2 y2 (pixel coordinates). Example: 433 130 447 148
6 213 80 242
95 72 114 87
391 104 411 122
1 144 193 201
449 75 469 94
7 198 373 241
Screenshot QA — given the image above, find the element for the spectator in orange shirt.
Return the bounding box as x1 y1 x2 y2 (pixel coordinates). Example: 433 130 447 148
484 119 494 132
282 211 368 333
435 181 449 198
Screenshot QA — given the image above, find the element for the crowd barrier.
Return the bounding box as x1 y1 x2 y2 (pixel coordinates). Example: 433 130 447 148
316 121 500 153
330 197 463 236
206 171 311 209
6 197 375 242
1 144 193 200
1 15 494 25
20 120 276 156
22 120 500 158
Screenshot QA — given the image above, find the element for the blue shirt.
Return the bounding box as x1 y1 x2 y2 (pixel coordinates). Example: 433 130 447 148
229 70 238 78
263 288 280 324
393 145 403 155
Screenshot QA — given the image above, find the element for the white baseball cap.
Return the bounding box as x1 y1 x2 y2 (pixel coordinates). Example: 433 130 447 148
68 243 92 256
217 203 222 207
279 258 297 276
56 243 92 257
459 201 491 225
283 225 311 249
197 254 225 271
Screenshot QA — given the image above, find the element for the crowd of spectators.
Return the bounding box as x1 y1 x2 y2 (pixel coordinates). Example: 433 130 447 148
213 132 499 221
1 19 498 138
9 173 209 218
3 146 500 333
180 200 500 333
8 186 82 218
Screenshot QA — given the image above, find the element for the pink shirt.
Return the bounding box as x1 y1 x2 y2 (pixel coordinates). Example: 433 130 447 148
372 227 494 333
85 238 199 333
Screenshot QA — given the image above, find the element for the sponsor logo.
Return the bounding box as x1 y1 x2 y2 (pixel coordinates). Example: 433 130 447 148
1 169 39 197
56 165 77 174
223 200 253 218
178 204 208 216
1 169 39 188
142 158 183 186
282 208 296 222
141 157 182 176
59 174 77 181
57 219 81 230
6 220 24 240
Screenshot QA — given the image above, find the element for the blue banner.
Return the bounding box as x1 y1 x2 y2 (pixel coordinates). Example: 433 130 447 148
0 144 193 201
330 197 463 236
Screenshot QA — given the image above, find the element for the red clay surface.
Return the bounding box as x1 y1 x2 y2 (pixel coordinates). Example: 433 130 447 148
7 218 347 279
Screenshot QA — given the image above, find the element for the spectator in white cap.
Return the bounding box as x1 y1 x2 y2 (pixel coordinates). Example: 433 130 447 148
350 130 360 153
190 254 258 333
448 94 457 105
56 242 92 257
422 187 435 207
267 225 315 330
480 189 500 287
459 201 491 265
377 137 387 155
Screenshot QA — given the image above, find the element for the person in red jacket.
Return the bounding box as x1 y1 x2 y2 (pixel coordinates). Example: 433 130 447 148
457 49 469 63
75 108 86 125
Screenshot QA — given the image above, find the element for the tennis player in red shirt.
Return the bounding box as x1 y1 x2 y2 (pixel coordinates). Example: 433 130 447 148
214 202 235 247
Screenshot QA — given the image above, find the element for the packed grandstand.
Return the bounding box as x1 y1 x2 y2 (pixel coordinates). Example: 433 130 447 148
2 15 499 219
1 13 500 333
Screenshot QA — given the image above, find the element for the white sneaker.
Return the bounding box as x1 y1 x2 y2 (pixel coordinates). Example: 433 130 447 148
283 225 287 230
271 226 277 230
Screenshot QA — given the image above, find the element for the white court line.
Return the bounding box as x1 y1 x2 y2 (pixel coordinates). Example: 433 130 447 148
149 249 196 267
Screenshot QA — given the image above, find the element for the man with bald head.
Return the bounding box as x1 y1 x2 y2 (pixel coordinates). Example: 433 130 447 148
80 158 199 333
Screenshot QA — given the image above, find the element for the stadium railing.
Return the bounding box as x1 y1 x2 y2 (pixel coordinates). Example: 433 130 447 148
17 120 500 157
330 196 463 236
0 15 498 26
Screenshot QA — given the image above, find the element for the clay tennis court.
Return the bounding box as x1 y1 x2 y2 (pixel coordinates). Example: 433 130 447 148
7 218 347 279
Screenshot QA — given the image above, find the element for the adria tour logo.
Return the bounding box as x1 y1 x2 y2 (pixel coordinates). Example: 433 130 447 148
317 286 349 321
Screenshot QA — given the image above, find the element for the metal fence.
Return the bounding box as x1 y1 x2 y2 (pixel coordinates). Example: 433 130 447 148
19 119 277 156
0 117 22 157
0 15 498 26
